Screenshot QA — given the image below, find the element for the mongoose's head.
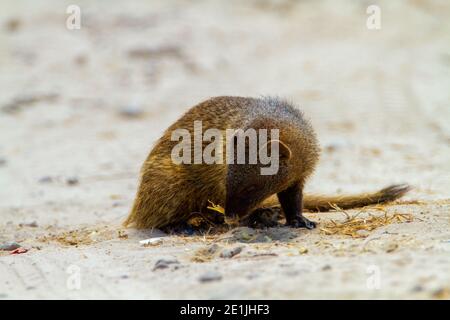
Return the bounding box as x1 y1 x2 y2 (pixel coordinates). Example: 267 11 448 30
224 118 320 224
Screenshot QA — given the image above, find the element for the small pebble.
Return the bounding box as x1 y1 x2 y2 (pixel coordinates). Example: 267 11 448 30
385 242 399 253
207 244 220 254
0 242 21 251
38 176 53 184
298 247 308 254
140 237 163 246
153 257 179 270
322 264 332 271
356 230 370 237
119 104 144 118
199 271 222 283
0 158 6 167
66 177 79 185
220 246 243 258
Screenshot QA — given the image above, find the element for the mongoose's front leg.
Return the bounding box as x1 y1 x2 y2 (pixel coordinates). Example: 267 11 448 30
277 183 316 229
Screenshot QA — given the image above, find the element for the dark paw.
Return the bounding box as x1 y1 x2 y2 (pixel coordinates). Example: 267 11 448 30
286 215 317 229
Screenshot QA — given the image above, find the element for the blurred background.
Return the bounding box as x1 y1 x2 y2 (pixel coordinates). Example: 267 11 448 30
0 0 449 299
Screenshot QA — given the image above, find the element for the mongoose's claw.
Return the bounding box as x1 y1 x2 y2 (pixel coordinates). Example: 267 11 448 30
287 215 317 229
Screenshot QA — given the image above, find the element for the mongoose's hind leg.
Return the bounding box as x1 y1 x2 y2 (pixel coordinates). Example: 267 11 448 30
278 183 316 229
241 207 282 228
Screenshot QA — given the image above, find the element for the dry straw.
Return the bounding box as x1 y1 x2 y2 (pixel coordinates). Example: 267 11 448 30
320 204 413 238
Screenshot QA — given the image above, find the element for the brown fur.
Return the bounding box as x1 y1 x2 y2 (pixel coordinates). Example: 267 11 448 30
124 96 410 229
261 184 411 212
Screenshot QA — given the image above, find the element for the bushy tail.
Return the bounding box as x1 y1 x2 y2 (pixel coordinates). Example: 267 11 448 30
262 184 411 212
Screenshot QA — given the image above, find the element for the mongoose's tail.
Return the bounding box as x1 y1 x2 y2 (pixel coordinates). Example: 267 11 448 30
262 184 411 212
303 184 411 211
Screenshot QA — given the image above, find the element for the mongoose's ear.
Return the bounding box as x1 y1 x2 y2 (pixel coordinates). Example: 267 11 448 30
261 139 292 160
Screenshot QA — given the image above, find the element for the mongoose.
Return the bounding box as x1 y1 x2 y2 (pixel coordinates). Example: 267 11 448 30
124 96 410 230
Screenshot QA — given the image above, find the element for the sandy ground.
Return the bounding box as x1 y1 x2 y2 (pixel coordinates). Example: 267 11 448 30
0 0 449 299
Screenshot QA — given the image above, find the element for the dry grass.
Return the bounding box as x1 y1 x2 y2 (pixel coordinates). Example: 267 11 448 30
207 200 225 214
320 204 414 238
191 244 221 262
37 226 118 246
